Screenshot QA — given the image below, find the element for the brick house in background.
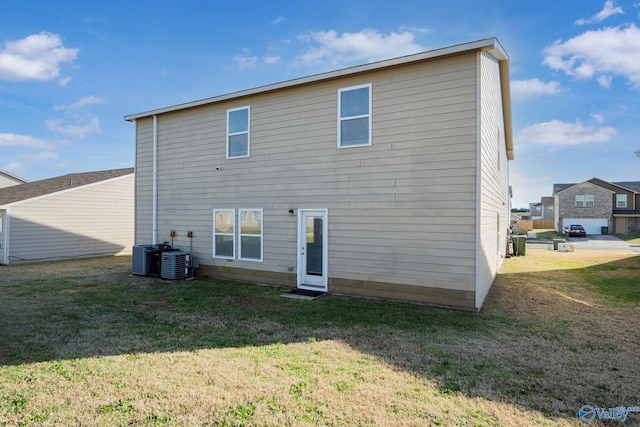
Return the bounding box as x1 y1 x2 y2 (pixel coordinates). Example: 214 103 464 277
553 178 640 235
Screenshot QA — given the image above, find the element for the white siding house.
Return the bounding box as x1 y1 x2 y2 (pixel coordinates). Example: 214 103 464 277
0 170 28 189
0 168 134 265
125 38 513 310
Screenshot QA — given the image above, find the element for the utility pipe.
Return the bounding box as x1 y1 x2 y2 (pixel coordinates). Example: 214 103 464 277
152 115 158 244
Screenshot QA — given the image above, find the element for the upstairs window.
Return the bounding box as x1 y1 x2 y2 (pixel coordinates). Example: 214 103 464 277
227 106 250 158
576 195 594 207
338 84 371 148
585 195 594 207
617 194 628 208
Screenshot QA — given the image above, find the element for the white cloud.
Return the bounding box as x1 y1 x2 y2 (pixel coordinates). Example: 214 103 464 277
272 16 285 25
515 119 618 147
510 78 563 101
53 96 106 111
542 24 640 89
264 56 280 64
591 113 605 123
576 0 624 25
233 49 258 70
0 32 78 82
298 29 425 67
58 76 72 86
0 133 53 149
45 117 100 138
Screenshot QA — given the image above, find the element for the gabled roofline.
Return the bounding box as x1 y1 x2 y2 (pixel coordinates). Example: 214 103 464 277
125 38 507 121
554 177 640 195
0 168 134 208
555 178 616 195
0 170 28 184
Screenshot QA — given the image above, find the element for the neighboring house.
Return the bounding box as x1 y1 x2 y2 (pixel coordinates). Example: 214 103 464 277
0 170 28 189
529 197 553 221
529 202 542 220
0 168 134 265
124 38 514 310
553 178 640 235
540 196 554 220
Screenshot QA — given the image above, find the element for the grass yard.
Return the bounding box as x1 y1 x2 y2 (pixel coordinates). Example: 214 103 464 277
1 248 639 426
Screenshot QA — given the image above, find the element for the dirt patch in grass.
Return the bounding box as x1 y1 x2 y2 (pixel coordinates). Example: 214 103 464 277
1 251 640 426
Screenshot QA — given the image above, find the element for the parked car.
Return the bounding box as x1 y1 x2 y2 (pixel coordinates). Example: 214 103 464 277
564 224 587 237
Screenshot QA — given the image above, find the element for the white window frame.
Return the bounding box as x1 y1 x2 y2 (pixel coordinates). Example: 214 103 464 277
585 195 594 207
338 84 372 148
239 208 263 262
575 195 594 208
213 209 235 259
617 194 628 208
226 106 250 159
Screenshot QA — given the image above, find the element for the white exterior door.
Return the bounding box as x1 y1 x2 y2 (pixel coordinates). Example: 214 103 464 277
297 209 328 291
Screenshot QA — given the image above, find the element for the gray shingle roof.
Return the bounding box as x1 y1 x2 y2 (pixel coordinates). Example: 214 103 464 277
613 181 640 193
0 168 134 206
554 180 640 194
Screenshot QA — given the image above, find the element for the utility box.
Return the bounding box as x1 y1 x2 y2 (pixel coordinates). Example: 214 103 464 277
558 243 575 252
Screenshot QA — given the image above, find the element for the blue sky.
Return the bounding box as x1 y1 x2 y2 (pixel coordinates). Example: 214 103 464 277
1 0 639 208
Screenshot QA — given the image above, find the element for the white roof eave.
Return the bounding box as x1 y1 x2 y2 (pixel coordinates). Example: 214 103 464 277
124 37 507 122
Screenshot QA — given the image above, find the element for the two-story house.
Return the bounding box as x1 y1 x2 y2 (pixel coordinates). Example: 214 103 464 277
124 38 514 310
553 178 640 235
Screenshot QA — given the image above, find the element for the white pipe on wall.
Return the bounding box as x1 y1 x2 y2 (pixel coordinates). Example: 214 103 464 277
152 114 158 245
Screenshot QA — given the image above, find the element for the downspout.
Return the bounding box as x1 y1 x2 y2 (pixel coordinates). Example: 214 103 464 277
153 114 158 245
474 51 483 310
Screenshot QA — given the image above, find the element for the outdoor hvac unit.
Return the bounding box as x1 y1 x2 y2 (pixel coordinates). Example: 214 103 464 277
132 245 156 275
161 251 189 280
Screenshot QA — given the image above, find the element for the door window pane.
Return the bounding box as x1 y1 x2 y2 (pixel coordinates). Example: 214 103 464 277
306 216 323 275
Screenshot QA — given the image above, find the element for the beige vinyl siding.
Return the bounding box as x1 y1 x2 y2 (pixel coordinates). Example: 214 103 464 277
136 53 482 304
477 51 510 308
134 118 154 244
7 174 134 264
0 174 24 189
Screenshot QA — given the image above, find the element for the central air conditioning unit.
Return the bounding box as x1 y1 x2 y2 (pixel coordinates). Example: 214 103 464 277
132 245 156 275
161 251 189 280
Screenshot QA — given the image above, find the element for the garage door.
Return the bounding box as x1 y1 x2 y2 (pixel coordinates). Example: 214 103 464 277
562 218 608 235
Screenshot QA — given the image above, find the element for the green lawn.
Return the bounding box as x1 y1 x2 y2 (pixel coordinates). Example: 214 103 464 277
1 251 639 426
